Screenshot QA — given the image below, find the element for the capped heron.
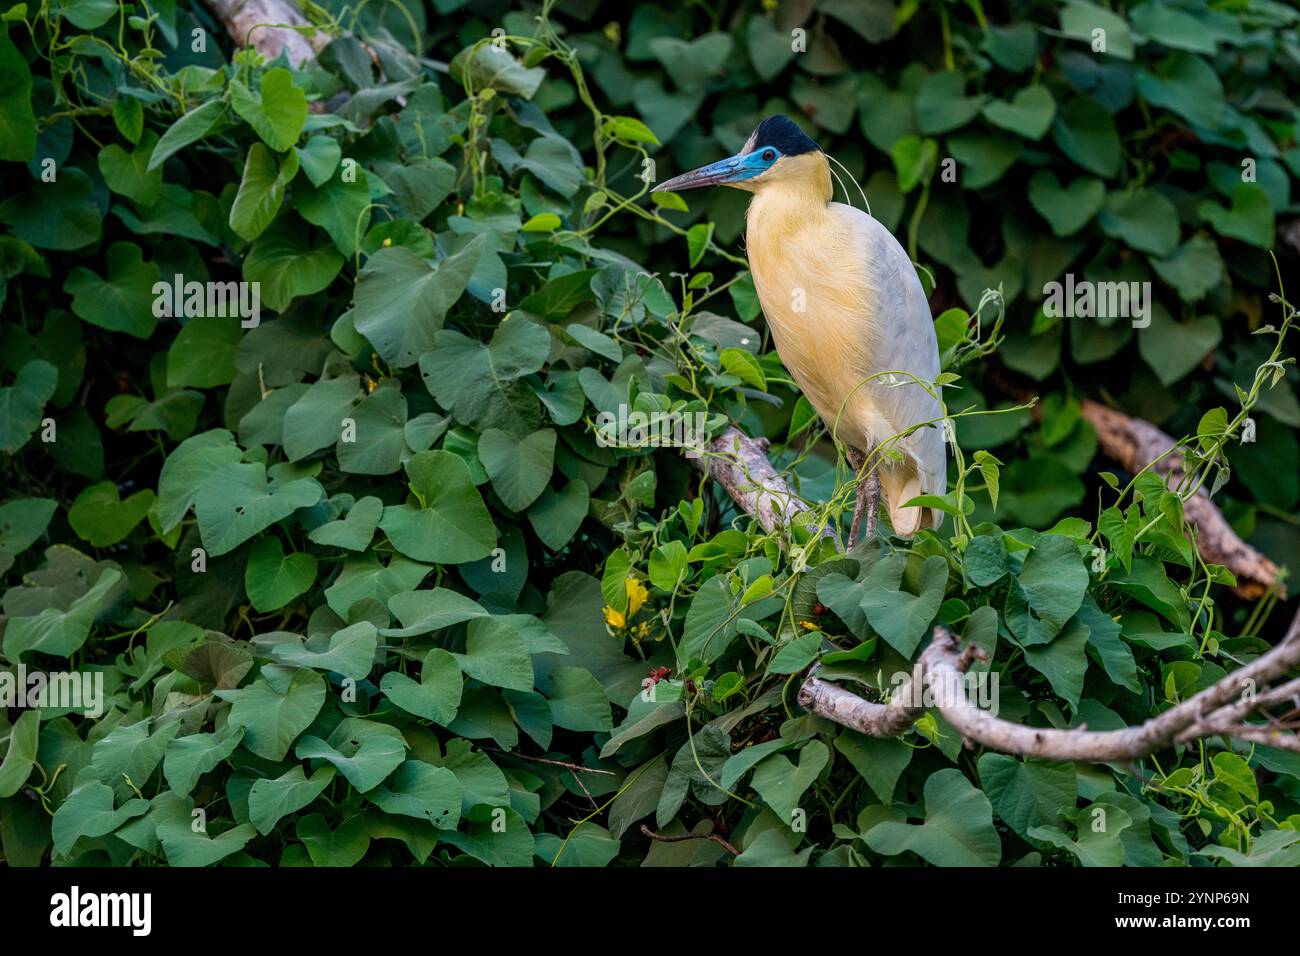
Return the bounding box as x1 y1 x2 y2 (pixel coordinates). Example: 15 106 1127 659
654 115 945 544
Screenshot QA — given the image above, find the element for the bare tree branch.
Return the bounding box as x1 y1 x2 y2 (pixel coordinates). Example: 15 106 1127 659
202 0 327 68
1081 399 1284 600
700 425 1300 761
693 426 836 543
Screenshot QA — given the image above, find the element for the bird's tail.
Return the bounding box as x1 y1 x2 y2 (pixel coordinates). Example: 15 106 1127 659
879 461 944 537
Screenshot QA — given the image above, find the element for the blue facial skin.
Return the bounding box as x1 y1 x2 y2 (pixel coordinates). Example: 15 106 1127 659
718 146 784 183
652 146 784 192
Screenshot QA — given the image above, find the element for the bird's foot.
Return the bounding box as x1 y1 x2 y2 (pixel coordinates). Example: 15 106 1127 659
846 458 880 550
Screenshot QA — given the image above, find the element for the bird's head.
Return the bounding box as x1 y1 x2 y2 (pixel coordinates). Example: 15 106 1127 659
652 115 825 196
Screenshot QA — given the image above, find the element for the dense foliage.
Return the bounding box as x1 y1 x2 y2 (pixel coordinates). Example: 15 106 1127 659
1 0 1299 867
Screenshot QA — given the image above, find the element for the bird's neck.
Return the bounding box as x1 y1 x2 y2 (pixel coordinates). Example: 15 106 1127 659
744 154 834 240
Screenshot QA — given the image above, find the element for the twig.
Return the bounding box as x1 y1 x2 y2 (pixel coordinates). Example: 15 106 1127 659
640 824 740 856
484 749 616 775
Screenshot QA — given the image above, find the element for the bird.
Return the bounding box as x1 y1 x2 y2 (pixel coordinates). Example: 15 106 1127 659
652 115 945 544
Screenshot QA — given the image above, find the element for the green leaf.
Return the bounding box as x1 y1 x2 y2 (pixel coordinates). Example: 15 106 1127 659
978 754 1077 838
163 724 244 796
865 768 1001 866
68 481 154 547
1150 234 1225 302
0 27 36 161
307 494 381 551
1099 188 1180 256
1198 184 1274 248
51 774 149 858
229 143 298 241
166 316 242 389
368 760 461 829
477 427 556 512
1022 617 1091 710
149 99 227 171
1027 171 1104 236
0 168 101 250
230 67 308 152
97 130 164 205
64 242 161 339
452 617 533 692
0 358 57 453
1053 96 1120 177
982 85 1055 140
221 667 327 762
1059 1 1133 60
1005 534 1089 646
527 478 589 551
859 554 948 656
3 567 122 661
0 710 39 797
354 237 485 367
916 72 983 135
248 764 335 834
0 497 58 570
544 666 612 732
54 0 115 29
243 220 344 313
151 791 256 867
296 169 371 256
244 536 317 611
751 741 830 825
194 461 323 557
296 134 341 185
296 718 408 793
336 382 407 475
379 450 496 564
420 318 550 432
296 813 370 866
1136 52 1224 130
686 222 713 268
272 621 377 680
380 648 463 725
449 44 544 98
1030 804 1132 866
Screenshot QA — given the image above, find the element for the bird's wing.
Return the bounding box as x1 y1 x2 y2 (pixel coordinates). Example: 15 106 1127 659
837 204 947 526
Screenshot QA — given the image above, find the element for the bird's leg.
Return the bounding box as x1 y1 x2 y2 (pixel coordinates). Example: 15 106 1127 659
845 447 879 549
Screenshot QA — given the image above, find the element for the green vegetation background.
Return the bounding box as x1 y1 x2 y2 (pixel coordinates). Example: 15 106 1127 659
1 0 1299 866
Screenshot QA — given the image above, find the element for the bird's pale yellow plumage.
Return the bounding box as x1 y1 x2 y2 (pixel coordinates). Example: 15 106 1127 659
652 118 945 536
737 152 945 535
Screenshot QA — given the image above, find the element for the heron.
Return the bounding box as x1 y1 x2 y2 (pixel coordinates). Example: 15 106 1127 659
653 115 946 545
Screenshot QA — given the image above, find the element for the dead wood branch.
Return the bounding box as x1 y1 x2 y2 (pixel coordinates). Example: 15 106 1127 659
693 426 837 544
1080 399 1284 600
203 0 328 68
700 426 1300 760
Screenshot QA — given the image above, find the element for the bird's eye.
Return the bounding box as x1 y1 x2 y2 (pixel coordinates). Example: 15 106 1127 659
762 149 776 162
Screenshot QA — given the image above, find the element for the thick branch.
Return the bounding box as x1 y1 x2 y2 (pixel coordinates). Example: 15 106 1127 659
203 0 327 68
694 427 836 542
801 613 1300 759
1081 399 1284 600
700 425 1300 761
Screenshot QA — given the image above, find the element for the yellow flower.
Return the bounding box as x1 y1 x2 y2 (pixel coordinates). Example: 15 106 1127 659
799 620 819 631
603 606 626 629
626 577 649 618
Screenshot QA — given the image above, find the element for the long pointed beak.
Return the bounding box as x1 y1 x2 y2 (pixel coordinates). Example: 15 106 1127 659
652 155 745 193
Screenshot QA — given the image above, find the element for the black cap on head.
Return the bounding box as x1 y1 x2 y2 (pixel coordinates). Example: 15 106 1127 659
745 115 821 156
